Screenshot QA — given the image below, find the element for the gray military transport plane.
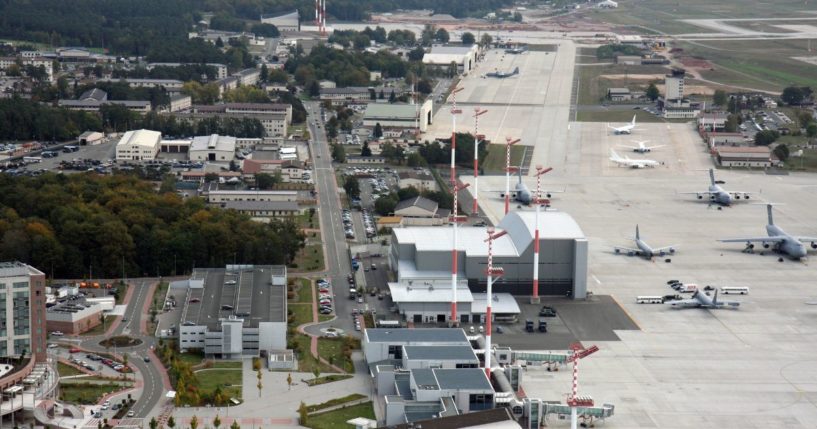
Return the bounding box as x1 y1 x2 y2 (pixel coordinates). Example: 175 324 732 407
496 168 563 205
718 204 817 259
667 289 741 309
614 225 677 259
679 169 752 206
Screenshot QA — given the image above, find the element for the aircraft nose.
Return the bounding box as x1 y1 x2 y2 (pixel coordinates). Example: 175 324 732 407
795 246 808 258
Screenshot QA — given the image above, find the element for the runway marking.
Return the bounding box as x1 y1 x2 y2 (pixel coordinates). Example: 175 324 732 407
609 294 643 331
592 274 601 285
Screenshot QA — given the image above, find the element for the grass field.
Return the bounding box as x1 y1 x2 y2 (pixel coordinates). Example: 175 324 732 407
291 333 334 374
305 402 376 429
305 374 353 386
81 315 116 336
177 352 204 367
317 338 353 372
58 362 85 377
59 382 127 405
306 394 366 413
290 244 325 272
576 109 670 123
776 136 817 171
194 368 242 400
290 278 313 304
482 144 526 173
676 39 817 92
289 303 314 328
577 64 669 105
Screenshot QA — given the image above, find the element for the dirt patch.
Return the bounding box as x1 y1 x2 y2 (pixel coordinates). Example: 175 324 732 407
678 56 714 69
793 56 817 66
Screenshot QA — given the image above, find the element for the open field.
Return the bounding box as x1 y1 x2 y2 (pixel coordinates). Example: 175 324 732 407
59 382 130 405
195 368 242 400
577 64 669 105
305 402 376 429
57 362 84 377
291 243 325 272
482 144 526 173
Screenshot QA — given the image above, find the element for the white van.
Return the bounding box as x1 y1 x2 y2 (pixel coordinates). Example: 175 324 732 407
720 286 749 295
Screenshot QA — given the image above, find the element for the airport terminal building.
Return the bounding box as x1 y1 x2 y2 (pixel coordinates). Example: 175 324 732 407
389 211 588 323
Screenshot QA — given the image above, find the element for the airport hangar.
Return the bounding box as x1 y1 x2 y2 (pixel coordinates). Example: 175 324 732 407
388 210 588 325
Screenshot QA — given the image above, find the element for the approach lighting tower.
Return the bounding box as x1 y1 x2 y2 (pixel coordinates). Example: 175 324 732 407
530 166 553 304
503 137 520 214
449 86 464 325
566 343 600 429
472 108 487 215
484 228 507 377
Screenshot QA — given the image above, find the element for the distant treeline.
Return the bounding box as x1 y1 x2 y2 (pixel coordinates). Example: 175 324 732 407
0 174 305 278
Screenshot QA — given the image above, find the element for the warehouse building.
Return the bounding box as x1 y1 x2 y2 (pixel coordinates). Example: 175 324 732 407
46 299 103 335
260 11 300 32
176 265 287 358
423 45 479 74
189 134 237 162
388 210 588 323
716 146 776 168
363 100 433 132
115 129 162 161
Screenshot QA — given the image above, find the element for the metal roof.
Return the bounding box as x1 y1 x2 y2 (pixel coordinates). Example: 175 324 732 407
364 103 419 121
403 345 478 362
470 293 521 315
395 196 438 213
190 134 236 153
223 201 300 212
427 368 494 391
388 282 473 303
366 328 469 344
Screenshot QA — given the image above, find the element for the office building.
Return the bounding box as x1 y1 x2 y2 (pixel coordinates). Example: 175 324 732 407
0 262 46 362
115 129 162 161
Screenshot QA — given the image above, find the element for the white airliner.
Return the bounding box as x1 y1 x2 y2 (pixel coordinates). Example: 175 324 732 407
608 115 637 135
609 150 659 168
618 140 664 154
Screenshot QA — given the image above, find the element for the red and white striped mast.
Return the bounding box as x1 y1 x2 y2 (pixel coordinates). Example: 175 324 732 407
530 166 552 304
566 343 599 429
503 137 520 215
315 0 319 29
449 86 464 325
484 228 506 377
472 108 487 215
320 0 327 36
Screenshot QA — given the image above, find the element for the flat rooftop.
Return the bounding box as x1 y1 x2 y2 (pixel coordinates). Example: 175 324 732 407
182 266 286 330
403 345 479 362
366 328 469 344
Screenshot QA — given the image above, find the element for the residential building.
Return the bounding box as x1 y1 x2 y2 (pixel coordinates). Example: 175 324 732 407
189 134 237 162
0 56 54 82
394 196 450 226
58 98 152 114
169 94 192 112
206 189 299 206
115 129 162 161
99 78 184 90
319 87 372 105
146 62 229 79
363 100 433 132
0 262 46 362
79 88 107 102
223 201 302 220
217 76 239 95
175 266 288 358
186 103 292 137
715 146 776 167
260 11 300 32
235 68 260 86
398 171 438 192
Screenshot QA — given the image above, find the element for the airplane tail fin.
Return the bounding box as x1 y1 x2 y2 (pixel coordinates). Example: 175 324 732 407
635 224 640 240
513 67 519 75
767 204 774 226
518 166 523 184
631 114 637 126
713 289 719 305
709 169 716 186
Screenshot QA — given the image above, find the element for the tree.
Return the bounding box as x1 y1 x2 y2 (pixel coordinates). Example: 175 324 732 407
807 123 817 138
435 28 450 43
213 414 222 429
388 90 396 103
344 176 361 198
374 193 399 215
189 415 198 429
727 96 739 114
724 114 739 133
421 25 436 46
287 372 293 390
646 83 660 101
313 367 321 380
461 32 475 45
361 141 372 157
408 46 425 62
257 369 263 398
299 401 309 424
781 86 808 105
167 416 176 429
713 90 727 106
513 12 523 22
407 152 426 167
773 144 790 162
256 173 280 190
231 422 241 429
251 23 280 38
379 89 385 100
331 144 346 162
373 123 383 139
150 417 159 429
308 80 321 98
755 129 780 146
480 34 493 48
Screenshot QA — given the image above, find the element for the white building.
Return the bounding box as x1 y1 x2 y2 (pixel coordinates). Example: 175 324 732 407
422 45 479 74
598 0 619 8
206 189 298 206
99 78 184 90
115 129 162 161
189 134 237 162
363 100 433 132
664 69 685 101
147 62 229 79
169 94 192 112
260 11 300 31
235 68 260 86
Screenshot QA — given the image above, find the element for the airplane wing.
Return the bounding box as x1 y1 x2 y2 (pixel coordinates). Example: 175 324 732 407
613 246 641 255
667 299 698 308
542 189 565 195
797 237 817 243
678 191 713 195
717 236 786 243
645 145 665 150
728 191 752 197
652 245 678 253
617 145 638 149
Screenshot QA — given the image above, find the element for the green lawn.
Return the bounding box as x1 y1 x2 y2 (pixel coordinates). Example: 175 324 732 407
59 382 126 405
306 394 366 413
295 212 319 229
57 362 84 377
306 374 353 386
776 137 817 172
211 361 243 369
577 63 669 105
290 334 333 374
290 244 325 272
319 314 334 323
177 352 204 367
194 368 242 400
294 278 313 304
289 304 314 328
305 402 376 429
482 144 526 174
317 338 354 373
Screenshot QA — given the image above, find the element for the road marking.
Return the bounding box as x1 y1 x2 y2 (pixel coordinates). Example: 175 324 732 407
592 274 601 285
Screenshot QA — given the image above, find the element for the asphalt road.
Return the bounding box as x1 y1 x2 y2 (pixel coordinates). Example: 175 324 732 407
78 280 166 418
303 102 357 335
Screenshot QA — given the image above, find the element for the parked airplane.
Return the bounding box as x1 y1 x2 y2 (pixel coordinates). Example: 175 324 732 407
484 67 520 79
679 169 751 206
718 204 817 259
494 168 563 205
618 140 664 154
667 289 740 309
614 225 677 259
609 150 659 168
608 115 637 134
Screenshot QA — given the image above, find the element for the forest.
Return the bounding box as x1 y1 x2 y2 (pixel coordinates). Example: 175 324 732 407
0 97 102 141
0 173 305 279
